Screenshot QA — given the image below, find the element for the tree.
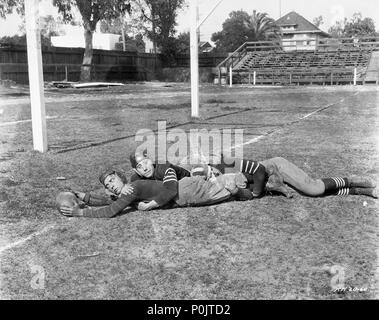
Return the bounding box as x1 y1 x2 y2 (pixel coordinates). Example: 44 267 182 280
17 15 65 46
137 0 185 61
100 9 146 52
0 0 23 18
343 13 376 37
211 11 250 53
53 0 132 81
211 10 279 53
174 31 190 54
1 14 64 47
313 15 324 28
328 13 377 38
328 20 346 38
245 10 280 42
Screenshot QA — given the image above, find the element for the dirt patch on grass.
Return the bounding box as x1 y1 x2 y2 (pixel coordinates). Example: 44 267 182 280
206 98 237 104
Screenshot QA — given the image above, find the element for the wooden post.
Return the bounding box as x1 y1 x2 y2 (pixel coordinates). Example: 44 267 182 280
190 0 199 118
253 71 256 85
65 65 68 81
353 68 357 85
229 66 232 87
25 0 47 153
289 72 292 84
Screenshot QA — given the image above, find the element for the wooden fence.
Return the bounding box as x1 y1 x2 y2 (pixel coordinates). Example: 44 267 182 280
168 53 227 68
0 45 163 83
0 44 227 84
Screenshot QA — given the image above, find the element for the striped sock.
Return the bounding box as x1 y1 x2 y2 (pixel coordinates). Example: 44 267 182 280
331 187 377 198
333 188 350 196
322 177 349 192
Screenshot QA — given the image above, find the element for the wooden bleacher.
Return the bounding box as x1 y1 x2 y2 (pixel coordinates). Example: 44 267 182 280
216 37 379 85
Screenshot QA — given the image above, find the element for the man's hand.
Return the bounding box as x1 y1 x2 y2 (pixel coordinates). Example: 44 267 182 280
121 184 134 195
265 164 293 198
137 200 159 211
59 204 84 217
72 191 86 201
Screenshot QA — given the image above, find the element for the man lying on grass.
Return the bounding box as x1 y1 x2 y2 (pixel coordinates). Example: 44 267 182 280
58 167 252 218
215 155 378 199
129 151 267 199
129 151 378 200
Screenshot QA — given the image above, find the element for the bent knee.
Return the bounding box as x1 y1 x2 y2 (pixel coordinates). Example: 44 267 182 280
300 183 325 196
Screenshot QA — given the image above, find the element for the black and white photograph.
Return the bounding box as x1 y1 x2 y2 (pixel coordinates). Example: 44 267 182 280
0 0 378 304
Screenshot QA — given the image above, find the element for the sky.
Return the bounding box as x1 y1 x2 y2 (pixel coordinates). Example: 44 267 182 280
0 0 379 41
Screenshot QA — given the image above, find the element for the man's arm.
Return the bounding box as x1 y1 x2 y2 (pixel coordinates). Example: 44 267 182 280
161 167 179 199
244 164 267 197
82 192 114 206
137 171 178 211
76 193 137 218
82 193 137 218
137 200 160 211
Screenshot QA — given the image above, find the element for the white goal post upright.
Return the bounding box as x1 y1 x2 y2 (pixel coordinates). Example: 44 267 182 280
25 0 47 152
190 0 224 118
190 0 200 118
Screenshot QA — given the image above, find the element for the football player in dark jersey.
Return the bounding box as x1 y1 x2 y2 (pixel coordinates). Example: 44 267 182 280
58 168 245 218
217 155 377 198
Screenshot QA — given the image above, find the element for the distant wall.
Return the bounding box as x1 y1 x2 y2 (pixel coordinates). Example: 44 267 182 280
0 45 161 83
157 67 216 83
0 45 226 84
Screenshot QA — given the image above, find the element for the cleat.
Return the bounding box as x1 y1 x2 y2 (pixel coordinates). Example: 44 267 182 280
351 187 377 198
348 176 376 188
373 188 379 199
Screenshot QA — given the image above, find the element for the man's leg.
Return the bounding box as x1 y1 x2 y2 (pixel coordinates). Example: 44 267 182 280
330 187 378 198
261 157 325 196
261 157 377 198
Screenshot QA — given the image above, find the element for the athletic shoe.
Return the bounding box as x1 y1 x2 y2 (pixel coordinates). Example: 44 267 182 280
372 187 379 199
348 176 376 188
351 187 378 198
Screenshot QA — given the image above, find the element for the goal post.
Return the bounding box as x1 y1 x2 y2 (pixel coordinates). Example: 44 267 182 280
190 0 199 118
190 0 224 118
25 0 47 152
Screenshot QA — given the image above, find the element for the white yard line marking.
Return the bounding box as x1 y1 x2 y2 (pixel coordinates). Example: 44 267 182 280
0 225 54 256
231 93 359 150
0 116 58 127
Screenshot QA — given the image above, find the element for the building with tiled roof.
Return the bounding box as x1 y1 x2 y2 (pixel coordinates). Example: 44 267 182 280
276 11 330 51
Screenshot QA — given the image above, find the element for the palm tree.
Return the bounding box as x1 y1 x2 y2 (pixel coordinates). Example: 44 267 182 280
245 10 280 41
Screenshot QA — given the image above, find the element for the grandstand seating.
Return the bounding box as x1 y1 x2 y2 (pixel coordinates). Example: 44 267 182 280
232 49 373 85
235 49 372 71
216 39 379 85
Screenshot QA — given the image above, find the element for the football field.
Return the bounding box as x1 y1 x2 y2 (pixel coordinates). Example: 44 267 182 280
0 83 378 299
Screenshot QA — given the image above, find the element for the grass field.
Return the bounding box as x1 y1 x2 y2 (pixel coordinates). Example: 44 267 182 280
0 82 378 299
